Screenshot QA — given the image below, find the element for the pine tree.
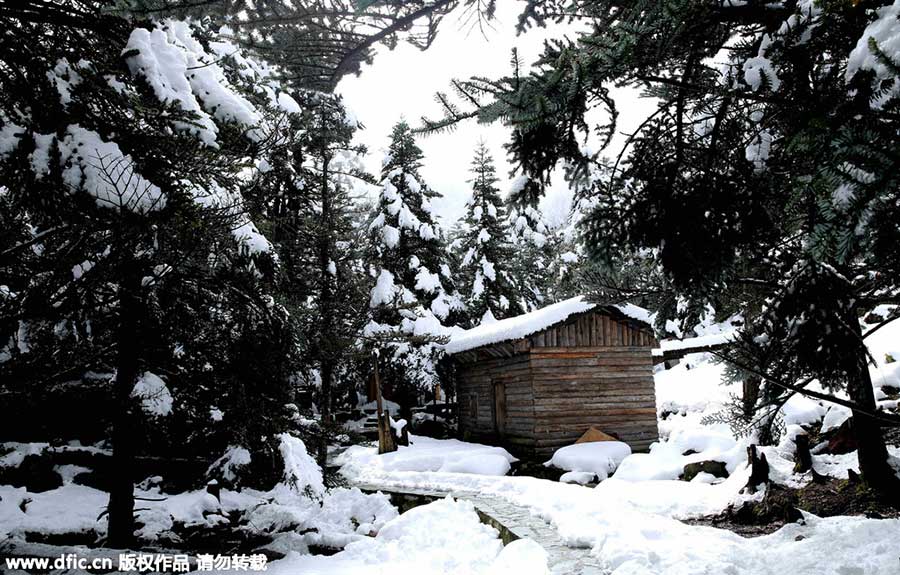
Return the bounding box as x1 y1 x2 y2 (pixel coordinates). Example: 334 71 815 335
366 121 460 412
457 142 522 324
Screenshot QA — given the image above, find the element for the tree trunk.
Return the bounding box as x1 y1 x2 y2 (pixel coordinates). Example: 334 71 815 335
742 375 760 421
847 309 898 495
107 270 141 548
316 156 335 468
316 360 333 467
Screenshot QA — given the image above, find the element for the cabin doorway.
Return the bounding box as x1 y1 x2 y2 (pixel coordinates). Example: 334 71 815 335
492 378 507 434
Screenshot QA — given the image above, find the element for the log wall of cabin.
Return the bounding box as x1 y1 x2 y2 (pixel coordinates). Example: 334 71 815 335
456 353 535 449
528 346 658 457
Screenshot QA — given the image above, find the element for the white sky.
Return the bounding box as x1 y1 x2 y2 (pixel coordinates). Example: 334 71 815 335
336 1 653 228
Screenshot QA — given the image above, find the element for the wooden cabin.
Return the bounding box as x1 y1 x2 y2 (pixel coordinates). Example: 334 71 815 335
445 297 659 458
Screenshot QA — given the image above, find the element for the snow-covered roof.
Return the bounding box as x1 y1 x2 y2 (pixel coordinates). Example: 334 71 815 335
444 296 652 355
653 331 737 356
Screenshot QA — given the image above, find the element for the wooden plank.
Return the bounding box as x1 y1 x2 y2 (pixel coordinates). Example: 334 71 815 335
529 358 652 368
533 431 658 446
532 426 659 441
531 371 654 381
532 395 656 406
532 397 656 409
530 346 652 354
535 419 659 433
532 386 656 397
533 412 660 424
533 418 660 430
532 385 656 396
526 351 650 361
534 423 659 435
536 407 657 417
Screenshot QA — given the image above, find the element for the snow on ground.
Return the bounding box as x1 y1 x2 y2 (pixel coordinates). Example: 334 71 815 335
340 445 900 573
3 320 898 574
340 435 518 476
339 321 900 574
259 498 549 575
0 483 109 538
0 436 395 550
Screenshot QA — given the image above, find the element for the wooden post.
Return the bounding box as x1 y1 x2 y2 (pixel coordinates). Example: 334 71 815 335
380 412 396 453
374 354 396 455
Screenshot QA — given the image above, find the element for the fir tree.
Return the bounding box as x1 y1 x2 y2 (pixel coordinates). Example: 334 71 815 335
118 0 464 91
0 9 297 544
250 90 373 464
457 142 522 324
506 175 551 310
366 120 460 412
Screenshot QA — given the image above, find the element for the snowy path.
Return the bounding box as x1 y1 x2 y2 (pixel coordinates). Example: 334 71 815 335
352 481 606 575
338 440 900 574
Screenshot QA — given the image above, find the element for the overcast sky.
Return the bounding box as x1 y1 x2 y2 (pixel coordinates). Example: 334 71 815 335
336 2 652 228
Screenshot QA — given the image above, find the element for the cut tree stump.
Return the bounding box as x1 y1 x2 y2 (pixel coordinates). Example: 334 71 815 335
744 444 770 494
793 434 812 473
397 425 410 447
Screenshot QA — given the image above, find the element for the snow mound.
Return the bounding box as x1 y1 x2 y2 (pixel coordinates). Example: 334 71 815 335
123 20 262 146
445 296 651 355
264 497 550 575
559 470 597 485
441 453 512 476
546 441 632 480
337 435 516 477
58 126 166 213
613 428 745 483
782 394 828 426
491 538 550 575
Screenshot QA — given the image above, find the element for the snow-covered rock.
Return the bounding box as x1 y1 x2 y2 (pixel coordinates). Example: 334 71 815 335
546 441 632 480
